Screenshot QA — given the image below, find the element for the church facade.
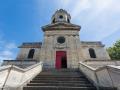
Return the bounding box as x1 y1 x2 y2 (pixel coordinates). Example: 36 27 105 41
16 9 110 69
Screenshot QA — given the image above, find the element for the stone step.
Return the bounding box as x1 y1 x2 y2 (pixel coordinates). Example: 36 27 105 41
39 72 82 75
30 80 90 84
23 69 97 90
35 75 85 78
42 68 80 72
23 86 96 90
37 73 83 75
27 83 93 87
33 77 88 81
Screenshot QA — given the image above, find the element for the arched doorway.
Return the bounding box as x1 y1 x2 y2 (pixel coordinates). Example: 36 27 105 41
56 51 67 69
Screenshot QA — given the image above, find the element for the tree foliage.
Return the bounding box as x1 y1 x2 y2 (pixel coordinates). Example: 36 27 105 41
107 40 120 60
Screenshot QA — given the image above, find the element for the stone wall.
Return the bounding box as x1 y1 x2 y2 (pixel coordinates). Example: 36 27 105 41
16 48 40 60
81 42 110 60
39 30 81 68
0 62 43 90
16 29 111 69
79 62 120 90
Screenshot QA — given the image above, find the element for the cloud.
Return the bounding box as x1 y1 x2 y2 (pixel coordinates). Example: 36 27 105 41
5 43 17 50
57 0 72 8
71 0 91 19
102 29 120 47
57 0 120 43
0 37 17 62
58 0 120 18
0 51 13 59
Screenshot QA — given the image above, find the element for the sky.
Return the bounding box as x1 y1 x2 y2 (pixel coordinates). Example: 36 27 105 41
0 0 120 62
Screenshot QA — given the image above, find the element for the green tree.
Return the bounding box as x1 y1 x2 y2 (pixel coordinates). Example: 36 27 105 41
107 40 120 60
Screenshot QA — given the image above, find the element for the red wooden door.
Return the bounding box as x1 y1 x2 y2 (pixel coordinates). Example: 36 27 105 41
56 51 66 69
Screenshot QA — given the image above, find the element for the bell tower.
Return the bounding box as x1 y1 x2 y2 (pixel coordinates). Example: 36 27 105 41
40 9 83 69
51 9 71 23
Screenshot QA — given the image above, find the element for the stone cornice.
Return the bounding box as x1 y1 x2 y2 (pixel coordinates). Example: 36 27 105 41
18 46 41 48
18 42 42 48
81 41 105 47
42 22 81 31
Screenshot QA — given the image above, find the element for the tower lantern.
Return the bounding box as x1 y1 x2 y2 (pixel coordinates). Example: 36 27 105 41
51 9 71 23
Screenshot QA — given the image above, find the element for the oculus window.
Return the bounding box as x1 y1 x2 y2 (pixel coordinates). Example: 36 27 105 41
59 15 63 19
57 37 65 44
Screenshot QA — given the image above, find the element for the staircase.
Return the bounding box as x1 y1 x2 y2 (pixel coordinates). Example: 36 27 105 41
23 69 96 90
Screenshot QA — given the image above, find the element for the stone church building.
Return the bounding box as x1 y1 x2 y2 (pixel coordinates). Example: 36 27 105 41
1 9 120 90
16 9 110 69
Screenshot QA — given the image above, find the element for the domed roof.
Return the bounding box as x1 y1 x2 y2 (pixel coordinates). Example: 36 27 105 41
51 9 71 23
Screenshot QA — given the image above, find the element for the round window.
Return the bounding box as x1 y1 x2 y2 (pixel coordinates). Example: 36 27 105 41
59 15 63 19
57 37 65 44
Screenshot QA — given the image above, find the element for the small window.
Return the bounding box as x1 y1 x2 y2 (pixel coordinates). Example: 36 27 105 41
89 48 96 58
28 49 35 59
57 37 65 44
59 15 63 19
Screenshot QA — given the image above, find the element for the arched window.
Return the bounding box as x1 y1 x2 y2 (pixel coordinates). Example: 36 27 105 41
27 49 35 59
52 18 55 23
67 19 70 23
89 48 96 58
